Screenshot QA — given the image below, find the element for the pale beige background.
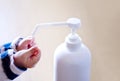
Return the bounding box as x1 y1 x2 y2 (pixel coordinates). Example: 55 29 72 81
0 0 120 81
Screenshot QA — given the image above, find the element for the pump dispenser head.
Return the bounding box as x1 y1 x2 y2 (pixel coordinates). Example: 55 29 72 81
67 18 81 34
31 18 81 37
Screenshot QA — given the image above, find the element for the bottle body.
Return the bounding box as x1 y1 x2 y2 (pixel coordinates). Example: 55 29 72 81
54 34 91 81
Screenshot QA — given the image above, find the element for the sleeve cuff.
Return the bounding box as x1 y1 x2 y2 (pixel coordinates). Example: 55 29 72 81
11 37 23 52
10 55 27 75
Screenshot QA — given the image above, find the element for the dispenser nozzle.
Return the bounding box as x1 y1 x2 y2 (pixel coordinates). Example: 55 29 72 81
31 18 81 37
67 18 81 35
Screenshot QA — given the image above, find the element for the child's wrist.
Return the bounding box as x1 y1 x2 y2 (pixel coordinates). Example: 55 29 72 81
10 55 27 76
13 55 27 70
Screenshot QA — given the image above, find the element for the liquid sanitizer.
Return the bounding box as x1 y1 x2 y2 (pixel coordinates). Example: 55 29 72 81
32 18 91 81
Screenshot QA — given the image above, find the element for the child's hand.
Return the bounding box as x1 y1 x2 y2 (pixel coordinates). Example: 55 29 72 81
13 46 41 68
16 36 35 51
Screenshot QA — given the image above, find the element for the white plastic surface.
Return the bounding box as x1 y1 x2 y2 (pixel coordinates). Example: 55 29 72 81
54 33 91 81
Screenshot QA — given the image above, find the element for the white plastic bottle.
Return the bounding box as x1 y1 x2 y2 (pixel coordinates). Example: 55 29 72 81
54 21 91 81
31 18 91 81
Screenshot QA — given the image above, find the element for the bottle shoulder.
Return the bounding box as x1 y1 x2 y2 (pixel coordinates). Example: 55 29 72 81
54 42 91 58
54 43 91 66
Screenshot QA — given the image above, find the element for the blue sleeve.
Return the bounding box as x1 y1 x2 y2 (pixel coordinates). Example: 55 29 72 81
1 51 18 80
0 42 12 54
